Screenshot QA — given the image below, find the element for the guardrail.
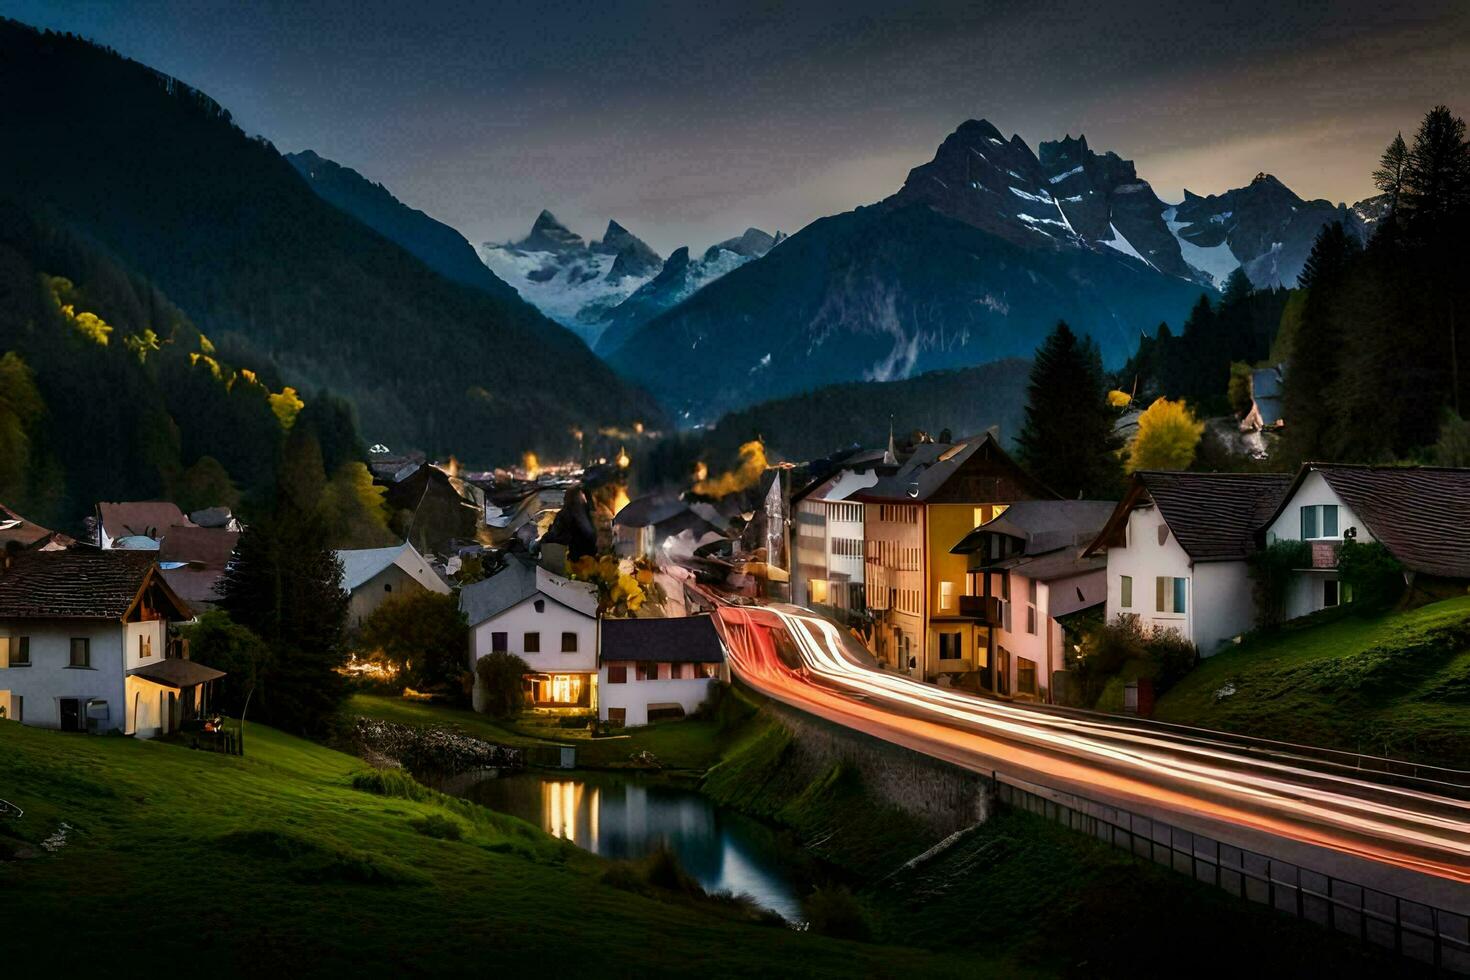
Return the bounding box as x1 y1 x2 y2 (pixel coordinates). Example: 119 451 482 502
996 776 1470 974
1016 699 1470 795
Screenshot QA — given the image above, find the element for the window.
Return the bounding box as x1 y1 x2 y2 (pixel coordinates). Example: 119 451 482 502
69 638 90 668
534 599 545 613
491 631 508 653
606 707 626 726
1120 575 1133 609
138 632 153 659
939 581 954 611
938 632 962 660
5 637 29 667
1323 579 1341 608
384 583 393 593
1026 605 1037 635
636 662 657 681
1155 577 1187 614
524 632 541 653
1301 504 1340 540
1026 579 1038 635
1017 658 1038 696
607 664 628 684
561 632 578 653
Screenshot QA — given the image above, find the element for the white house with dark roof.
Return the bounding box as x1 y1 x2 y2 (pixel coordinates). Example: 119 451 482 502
460 555 600 712
1084 471 1292 655
336 541 450 628
598 614 727 727
0 549 220 736
1260 464 1470 619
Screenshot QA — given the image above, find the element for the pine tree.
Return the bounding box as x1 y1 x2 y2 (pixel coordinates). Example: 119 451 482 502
1372 133 1409 217
1283 222 1360 462
1015 322 1123 499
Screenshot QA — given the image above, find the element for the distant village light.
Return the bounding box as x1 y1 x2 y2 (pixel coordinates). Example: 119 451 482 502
616 446 630 469
523 451 541 478
634 421 644 435
694 461 708 483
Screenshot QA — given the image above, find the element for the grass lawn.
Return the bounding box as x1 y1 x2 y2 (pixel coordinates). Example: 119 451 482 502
348 691 754 772
1153 596 1470 766
0 720 1007 978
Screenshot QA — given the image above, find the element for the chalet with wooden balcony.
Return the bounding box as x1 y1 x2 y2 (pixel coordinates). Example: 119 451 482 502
851 432 1055 681
951 500 1114 701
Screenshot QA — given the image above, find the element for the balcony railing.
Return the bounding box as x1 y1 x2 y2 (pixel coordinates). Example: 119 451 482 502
956 594 1002 625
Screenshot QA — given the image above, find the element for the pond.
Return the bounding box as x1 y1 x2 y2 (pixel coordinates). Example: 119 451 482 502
432 770 805 921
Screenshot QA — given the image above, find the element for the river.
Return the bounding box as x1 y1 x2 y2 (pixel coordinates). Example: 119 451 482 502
432 769 805 921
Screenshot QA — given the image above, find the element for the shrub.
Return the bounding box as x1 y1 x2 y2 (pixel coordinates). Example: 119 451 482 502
803 885 871 941
1248 540 1311 628
1336 539 1404 610
410 814 463 841
350 767 431 802
474 651 530 719
1074 614 1198 707
358 591 469 699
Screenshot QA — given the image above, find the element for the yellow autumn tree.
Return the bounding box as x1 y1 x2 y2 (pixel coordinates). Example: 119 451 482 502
565 554 660 617
47 276 114 345
269 386 304 430
694 439 767 497
1126 398 1204 472
1106 389 1133 409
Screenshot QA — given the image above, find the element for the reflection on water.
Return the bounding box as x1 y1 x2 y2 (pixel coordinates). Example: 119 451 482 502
436 770 803 920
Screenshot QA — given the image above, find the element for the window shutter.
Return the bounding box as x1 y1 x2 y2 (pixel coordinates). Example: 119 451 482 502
1156 576 1166 612
0 636 8 669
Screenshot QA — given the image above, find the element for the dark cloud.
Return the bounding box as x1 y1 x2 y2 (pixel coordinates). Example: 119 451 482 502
11 0 1469 254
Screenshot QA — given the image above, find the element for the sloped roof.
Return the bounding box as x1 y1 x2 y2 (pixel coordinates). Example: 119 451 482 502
0 549 189 620
98 501 190 542
0 501 63 550
613 494 689 529
335 542 449 594
159 525 238 568
1085 471 1293 562
853 433 1055 504
458 555 598 626
129 658 225 688
601 614 725 664
1267 464 1470 579
951 500 1117 556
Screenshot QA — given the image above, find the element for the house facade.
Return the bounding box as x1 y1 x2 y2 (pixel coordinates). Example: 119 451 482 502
598 615 727 727
1260 464 1470 619
338 541 451 629
791 466 878 619
855 434 1055 680
951 500 1114 700
461 555 600 712
0 549 220 736
1085 472 1292 655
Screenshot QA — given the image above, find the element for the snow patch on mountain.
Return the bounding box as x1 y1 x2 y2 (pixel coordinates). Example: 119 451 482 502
481 245 649 339
1098 223 1151 268
1162 206 1240 289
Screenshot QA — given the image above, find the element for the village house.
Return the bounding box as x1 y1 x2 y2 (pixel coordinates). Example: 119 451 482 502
461 554 600 712
949 500 1115 701
791 459 880 622
1083 471 1292 655
0 549 220 736
612 494 725 561
337 541 451 629
95 500 192 549
157 523 240 613
852 432 1056 680
598 614 727 727
0 501 74 552
1259 464 1470 619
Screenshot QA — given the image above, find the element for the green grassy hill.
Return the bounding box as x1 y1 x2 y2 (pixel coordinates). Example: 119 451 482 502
0 721 999 978
1154 597 1470 766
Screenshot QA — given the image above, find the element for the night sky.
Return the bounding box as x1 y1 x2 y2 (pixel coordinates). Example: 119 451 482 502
10 1 1468 255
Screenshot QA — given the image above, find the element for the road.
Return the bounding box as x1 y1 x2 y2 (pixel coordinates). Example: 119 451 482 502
707 599 1470 913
